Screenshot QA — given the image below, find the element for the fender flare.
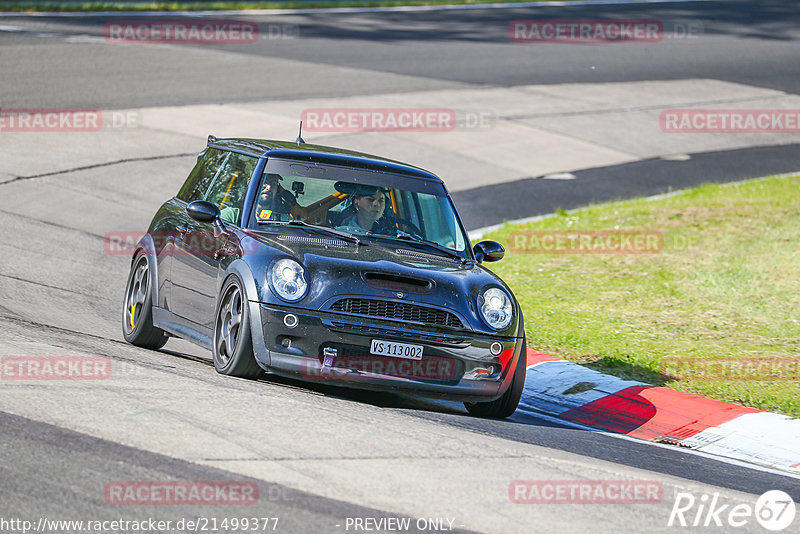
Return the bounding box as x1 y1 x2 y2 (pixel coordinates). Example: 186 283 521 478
133 233 160 308
498 305 526 393
222 259 271 370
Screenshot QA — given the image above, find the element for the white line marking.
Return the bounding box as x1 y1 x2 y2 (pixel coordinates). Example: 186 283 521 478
541 172 576 180
660 153 692 161
0 24 99 41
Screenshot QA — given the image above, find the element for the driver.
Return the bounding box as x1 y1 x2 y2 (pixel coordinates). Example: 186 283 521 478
338 186 395 234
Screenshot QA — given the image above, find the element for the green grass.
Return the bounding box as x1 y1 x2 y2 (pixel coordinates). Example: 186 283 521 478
482 175 800 417
0 0 577 12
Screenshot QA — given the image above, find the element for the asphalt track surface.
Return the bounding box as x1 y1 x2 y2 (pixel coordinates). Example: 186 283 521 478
1 0 799 227
1 1 799 533
1 0 799 106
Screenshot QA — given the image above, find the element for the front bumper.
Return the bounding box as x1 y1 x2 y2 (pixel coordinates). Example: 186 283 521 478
252 303 524 402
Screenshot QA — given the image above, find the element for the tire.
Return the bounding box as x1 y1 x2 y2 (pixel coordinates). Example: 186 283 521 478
122 251 169 349
464 337 527 419
212 276 262 379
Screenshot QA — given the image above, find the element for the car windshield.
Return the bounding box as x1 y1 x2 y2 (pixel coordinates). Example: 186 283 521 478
249 158 469 253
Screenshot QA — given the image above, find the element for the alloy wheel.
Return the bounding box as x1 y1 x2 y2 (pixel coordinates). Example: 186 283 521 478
125 256 149 333
216 283 243 366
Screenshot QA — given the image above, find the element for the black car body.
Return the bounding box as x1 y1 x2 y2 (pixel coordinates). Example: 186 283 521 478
123 136 527 418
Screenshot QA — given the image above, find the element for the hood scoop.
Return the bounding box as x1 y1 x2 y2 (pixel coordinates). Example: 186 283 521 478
277 234 348 248
363 272 433 294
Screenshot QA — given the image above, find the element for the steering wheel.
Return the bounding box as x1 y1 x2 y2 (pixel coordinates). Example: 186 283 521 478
392 217 424 239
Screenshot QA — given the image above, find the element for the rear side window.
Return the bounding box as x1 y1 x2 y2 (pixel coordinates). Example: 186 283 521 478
204 153 258 225
176 148 230 203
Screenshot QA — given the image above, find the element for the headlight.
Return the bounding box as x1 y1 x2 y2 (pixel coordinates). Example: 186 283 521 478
269 258 308 302
478 287 513 330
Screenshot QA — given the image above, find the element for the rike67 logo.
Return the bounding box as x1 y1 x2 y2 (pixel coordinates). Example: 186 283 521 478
668 490 796 531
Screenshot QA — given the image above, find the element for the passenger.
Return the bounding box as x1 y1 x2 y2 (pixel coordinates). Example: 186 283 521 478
219 204 240 225
216 163 252 225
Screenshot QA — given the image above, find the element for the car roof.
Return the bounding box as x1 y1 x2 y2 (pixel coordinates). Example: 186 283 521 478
207 136 443 184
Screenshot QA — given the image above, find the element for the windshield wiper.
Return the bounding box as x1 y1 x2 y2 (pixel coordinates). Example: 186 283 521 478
258 219 361 245
285 219 362 245
368 231 467 263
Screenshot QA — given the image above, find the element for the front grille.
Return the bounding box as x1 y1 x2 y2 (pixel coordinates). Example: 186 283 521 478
330 298 463 329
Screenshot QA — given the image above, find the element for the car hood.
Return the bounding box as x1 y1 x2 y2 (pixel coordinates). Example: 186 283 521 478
239 229 519 336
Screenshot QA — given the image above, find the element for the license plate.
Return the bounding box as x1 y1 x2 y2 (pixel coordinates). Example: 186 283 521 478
370 339 423 360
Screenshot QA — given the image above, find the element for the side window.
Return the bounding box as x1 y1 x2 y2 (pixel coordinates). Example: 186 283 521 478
176 148 229 203
418 194 465 250
204 153 258 225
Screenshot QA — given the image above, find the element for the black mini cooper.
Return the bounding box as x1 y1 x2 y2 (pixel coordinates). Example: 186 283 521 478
123 136 526 418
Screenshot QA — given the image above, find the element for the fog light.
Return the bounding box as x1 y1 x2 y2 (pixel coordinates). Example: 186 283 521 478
283 313 298 328
490 342 503 356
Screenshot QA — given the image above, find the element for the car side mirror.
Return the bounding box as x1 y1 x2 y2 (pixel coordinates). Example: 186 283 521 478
473 240 505 263
186 200 220 223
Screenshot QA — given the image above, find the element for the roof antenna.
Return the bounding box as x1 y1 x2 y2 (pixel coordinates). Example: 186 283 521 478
295 121 305 146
